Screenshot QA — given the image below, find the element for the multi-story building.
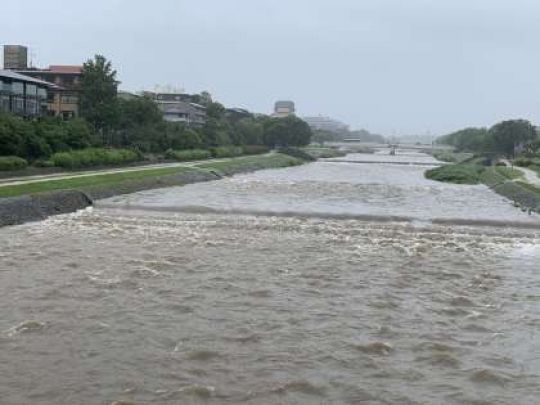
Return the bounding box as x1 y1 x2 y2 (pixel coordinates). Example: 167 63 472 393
3 45 28 70
0 69 56 117
17 65 83 120
302 115 349 133
143 91 207 126
272 100 295 118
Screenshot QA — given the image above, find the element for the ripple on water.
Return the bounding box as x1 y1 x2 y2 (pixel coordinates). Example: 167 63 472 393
5 320 46 337
470 369 514 386
352 342 394 356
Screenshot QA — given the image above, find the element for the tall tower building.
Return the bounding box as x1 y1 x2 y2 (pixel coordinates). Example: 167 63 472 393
3 45 28 70
273 100 295 118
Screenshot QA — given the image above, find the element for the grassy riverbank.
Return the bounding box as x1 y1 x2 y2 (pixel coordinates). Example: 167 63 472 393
426 163 540 212
0 153 304 199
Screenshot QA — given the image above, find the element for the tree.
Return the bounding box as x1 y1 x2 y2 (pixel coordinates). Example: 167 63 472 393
234 118 264 145
80 55 119 144
437 127 490 153
117 97 162 129
263 116 313 147
489 119 537 159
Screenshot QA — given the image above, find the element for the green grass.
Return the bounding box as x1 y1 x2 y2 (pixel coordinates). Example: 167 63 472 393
495 166 524 180
0 153 306 198
0 166 192 198
425 164 485 184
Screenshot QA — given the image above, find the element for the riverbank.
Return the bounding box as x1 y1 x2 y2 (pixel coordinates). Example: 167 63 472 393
426 163 540 213
0 153 304 227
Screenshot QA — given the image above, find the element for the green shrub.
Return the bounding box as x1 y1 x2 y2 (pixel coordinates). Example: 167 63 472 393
0 156 28 171
210 146 244 158
51 148 141 169
242 145 270 155
165 149 212 161
425 164 485 184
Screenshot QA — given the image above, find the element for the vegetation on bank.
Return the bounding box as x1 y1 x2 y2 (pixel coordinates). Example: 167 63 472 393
0 153 305 198
0 156 28 171
425 164 484 184
165 149 212 162
0 166 192 198
437 119 539 158
50 148 141 169
0 54 313 172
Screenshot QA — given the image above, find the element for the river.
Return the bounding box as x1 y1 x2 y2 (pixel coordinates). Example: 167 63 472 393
1 149 540 404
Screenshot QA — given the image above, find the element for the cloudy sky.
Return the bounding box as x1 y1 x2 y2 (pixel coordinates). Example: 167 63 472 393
2 0 540 135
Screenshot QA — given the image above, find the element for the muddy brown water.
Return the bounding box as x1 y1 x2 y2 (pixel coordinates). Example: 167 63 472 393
1 150 540 404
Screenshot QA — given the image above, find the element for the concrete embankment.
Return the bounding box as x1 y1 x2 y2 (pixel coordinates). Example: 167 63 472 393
0 190 93 227
481 168 540 213
0 153 305 227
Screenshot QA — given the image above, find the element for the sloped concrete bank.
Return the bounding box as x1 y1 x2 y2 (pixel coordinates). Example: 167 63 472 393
0 190 93 227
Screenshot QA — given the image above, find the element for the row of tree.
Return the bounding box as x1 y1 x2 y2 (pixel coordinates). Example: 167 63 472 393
77 55 312 153
1 55 313 161
436 119 540 158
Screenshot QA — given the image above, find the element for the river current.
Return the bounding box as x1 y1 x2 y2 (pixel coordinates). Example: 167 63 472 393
1 149 540 404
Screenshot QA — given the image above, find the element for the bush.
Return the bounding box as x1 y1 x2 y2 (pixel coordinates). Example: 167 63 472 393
242 145 270 155
51 148 141 169
425 164 485 184
165 149 212 162
0 156 28 171
210 146 243 158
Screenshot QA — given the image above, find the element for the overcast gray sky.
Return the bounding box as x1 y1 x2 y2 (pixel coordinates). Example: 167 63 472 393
2 0 539 135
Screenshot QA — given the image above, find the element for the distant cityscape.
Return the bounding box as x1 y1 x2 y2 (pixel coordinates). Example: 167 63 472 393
1 44 375 139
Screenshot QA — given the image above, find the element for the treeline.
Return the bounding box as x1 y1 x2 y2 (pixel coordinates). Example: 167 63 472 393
437 119 540 158
0 55 313 167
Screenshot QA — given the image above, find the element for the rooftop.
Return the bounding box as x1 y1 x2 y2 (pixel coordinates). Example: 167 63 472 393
0 69 61 88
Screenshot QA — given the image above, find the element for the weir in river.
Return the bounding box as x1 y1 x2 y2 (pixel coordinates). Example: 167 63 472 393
1 148 539 404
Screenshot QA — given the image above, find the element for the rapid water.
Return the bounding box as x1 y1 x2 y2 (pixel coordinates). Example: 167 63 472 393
1 150 540 404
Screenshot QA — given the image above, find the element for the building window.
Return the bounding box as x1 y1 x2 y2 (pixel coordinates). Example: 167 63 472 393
26 84 37 97
0 95 10 112
26 98 38 116
11 82 24 95
12 96 25 114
